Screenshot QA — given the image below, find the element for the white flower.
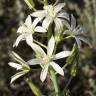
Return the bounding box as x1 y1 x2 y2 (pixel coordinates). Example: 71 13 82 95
28 36 71 82
63 15 91 48
31 3 69 31
8 52 30 83
13 15 47 47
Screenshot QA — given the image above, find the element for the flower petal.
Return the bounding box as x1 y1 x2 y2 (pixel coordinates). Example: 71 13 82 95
40 65 49 82
27 59 42 65
31 43 46 58
11 71 25 83
17 26 24 33
35 26 47 33
10 51 27 67
71 14 76 30
31 10 46 18
50 62 64 76
75 37 81 48
32 18 42 27
54 51 71 60
47 36 55 55
42 17 52 29
55 18 63 33
25 15 32 27
8 62 22 70
13 35 25 47
77 36 91 47
57 12 69 21
26 34 33 46
55 3 66 13
63 30 71 35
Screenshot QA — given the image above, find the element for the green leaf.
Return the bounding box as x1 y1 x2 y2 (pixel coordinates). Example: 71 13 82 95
24 0 35 10
26 78 42 96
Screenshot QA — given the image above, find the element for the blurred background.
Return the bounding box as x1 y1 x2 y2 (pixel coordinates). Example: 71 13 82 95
0 0 96 96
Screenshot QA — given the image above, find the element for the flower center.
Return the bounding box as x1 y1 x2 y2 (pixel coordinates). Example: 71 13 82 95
45 5 56 19
43 55 52 64
49 9 56 19
23 24 34 34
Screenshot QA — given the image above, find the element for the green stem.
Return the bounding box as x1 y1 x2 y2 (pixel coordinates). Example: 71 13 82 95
24 0 36 11
25 78 42 96
50 40 60 96
44 0 48 6
33 39 47 49
61 35 74 41
48 24 53 40
61 76 73 95
50 69 60 96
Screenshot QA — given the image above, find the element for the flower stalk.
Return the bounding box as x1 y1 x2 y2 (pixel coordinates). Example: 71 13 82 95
44 0 48 6
50 69 60 96
25 78 42 96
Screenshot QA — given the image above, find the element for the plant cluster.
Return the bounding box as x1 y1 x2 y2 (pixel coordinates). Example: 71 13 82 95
8 0 90 96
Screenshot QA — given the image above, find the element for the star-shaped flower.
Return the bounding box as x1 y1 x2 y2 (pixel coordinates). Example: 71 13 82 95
31 3 69 31
8 52 30 83
13 15 46 47
63 15 91 48
28 36 71 82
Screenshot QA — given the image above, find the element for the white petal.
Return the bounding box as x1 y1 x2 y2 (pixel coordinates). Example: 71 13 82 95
25 15 32 27
55 3 66 13
31 43 46 57
54 51 71 60
27 59 42 65
47 36 55 55
35 26 47 33
26 34 33 46
58 12 69 21
13 35 24 47
11 51 24 61
62 20 70 29
32 18 42 27
71 14 76 30
11 71 25 83
55 18 63 33
77 36 91 47
50 62 64 76
10 51 26 65
40 65 49 82
75 37 81 48
42 17 52 29
17 26 23 33
17 25 29 33
8 62 22 70
31 10 46 18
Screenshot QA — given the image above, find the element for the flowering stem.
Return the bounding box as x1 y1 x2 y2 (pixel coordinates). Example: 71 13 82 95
50 69 60 96
50 41 60 96
33 39 47 49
